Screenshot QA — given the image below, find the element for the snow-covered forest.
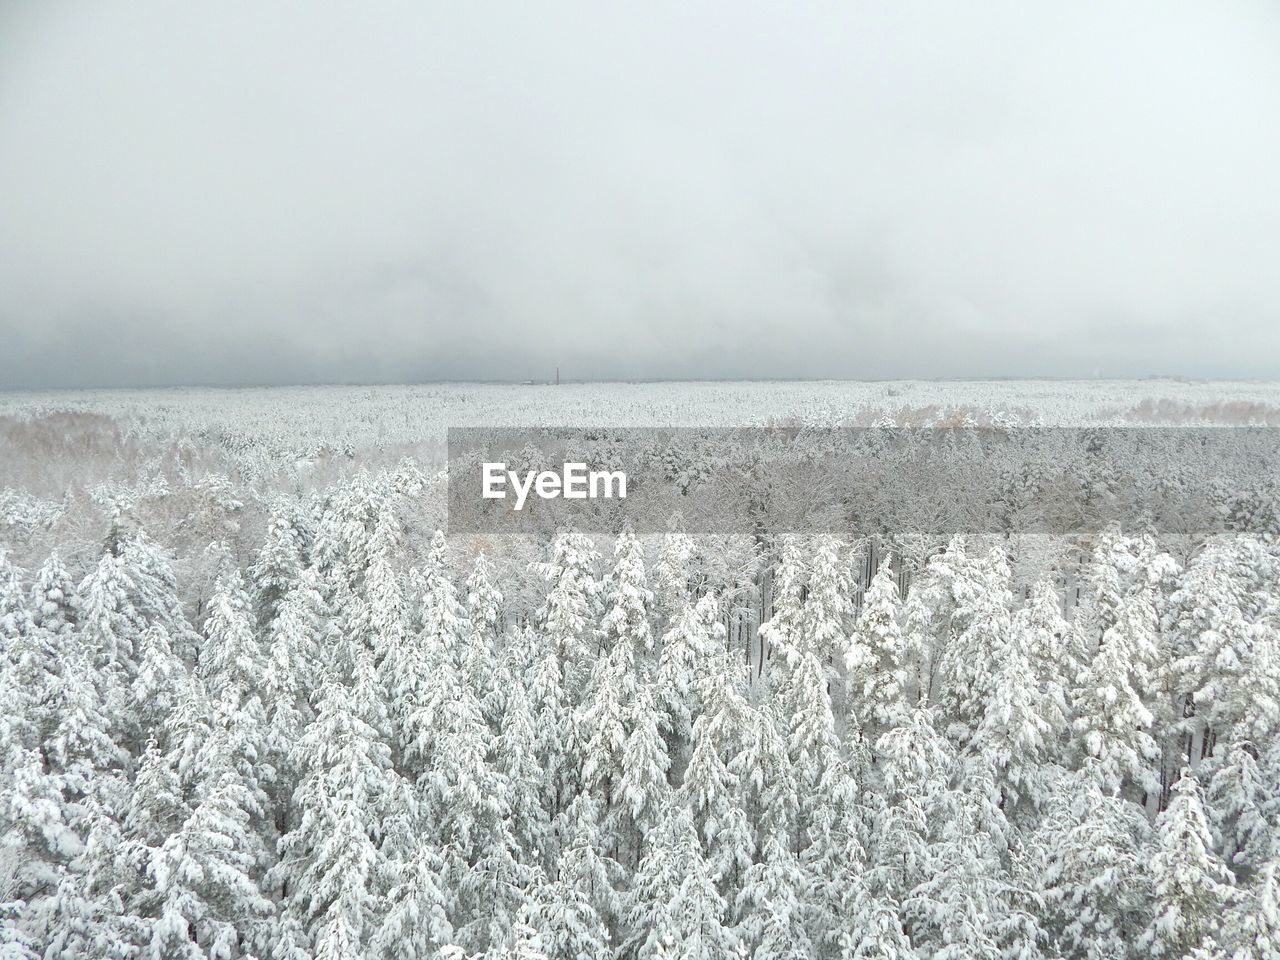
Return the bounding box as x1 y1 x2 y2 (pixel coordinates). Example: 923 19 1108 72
3 383 1280 959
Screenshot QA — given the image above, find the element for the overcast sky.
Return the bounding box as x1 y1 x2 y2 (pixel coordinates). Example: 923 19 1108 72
2 1 1279 388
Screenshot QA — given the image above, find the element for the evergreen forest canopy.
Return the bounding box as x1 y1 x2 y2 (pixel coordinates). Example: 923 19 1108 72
1 382 1279 959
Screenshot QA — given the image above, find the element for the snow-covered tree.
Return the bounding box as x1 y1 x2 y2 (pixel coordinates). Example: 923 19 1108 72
1040 768 1153 960
618 683 671 856
494 675 550 864
870 706 954 903
681 706 754 893
1074 528 1136 655
846 561 910 745
759 538 808 682
466 552 505 714
0 746 81 949
577 635 635 810
787 649 841 850
656 594 721 745
599 528 655 662
1015 581 1074 762
519 865 611 960
251 499 306 630
199 568 265 706
274 667 407 958
29 551 76 636
974 614 1053 811
652 521 697 633
373 834 452 960
936 547 1014 746
735 834 813 959
261 569 327 804
1220 862 1279 960
141 730 273 959
732 700 798 854
626 802 735 960
903 757 1042 960
1072 589 1160 797
794 534 852 668
1138 771 1237 959
534 531 601 706
1207 740 1275 872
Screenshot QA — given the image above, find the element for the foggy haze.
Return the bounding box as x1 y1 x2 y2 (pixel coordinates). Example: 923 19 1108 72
1 1 1279 388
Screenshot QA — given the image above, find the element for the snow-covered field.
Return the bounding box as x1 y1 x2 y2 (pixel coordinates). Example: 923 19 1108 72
7 378 1280 461
2 381 1278 959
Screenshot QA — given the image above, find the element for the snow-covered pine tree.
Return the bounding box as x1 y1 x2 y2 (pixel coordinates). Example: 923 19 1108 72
625 800 735 960
652 520 696 634
936 547 1014 747
399 533 483 779
846 561 910 749
973 609 1053 812
465 552 506 725
7 553 78 751
373 831 453 960
551 793 624 942
787 648 841 853
1072 588 1160 798
75 550 145 747
524 623 572 823
42 633 128 807
274 663 408 960
141 728 273 959
899 535 972 707
1039 768 1153 960
0 745 82 953
731 699 798 855
131 624 185 759
1219 861 1279 960
197 568 274 867
250 498 306 631
1230 620 1280 749
734 834 813 959
802 758 877 957
758 537 808 684
681 701 754 894
1138 771 1237 959
29 550 77 635
870 706 954 905
835 890 918 960
1207 740 1275 872
1163 540 1257 765
577 634 635 819
617 682 671 863
1073 527 1136 657
494 673 551 866
466 552 505 644
35 800 138 960
656 594 721 747
362 498 407 669
598 528 656 664
1015 581 1073 764
795 534 853 671
261 569 328 813
119 532 202 664
533 531 602 707
488 920 550 960
903 756 1042 960
2 554 50 752
199 568 265 706
518 862 611 960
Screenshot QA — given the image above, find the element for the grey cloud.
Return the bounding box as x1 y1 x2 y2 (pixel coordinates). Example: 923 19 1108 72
1 1 1279 388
